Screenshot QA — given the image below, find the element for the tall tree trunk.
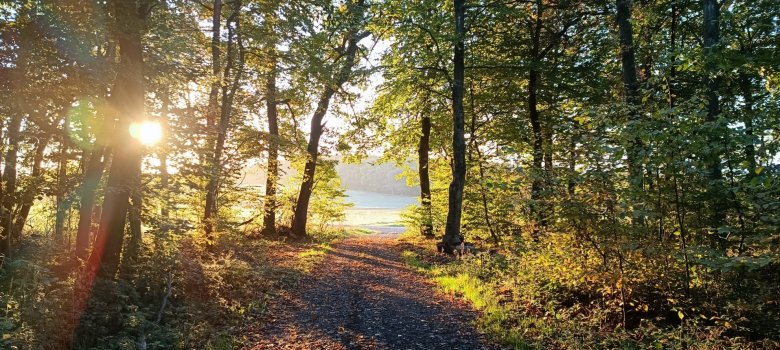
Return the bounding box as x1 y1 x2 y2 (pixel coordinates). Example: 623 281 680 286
291 16 365 238
567 125 577 197
703 0 726 238
668 1 677 111
206 0 222 144
12 135 50 239
543 125 553 176
54 130 69 242
526 0 545 238
616 0 644 192
528 69 544 233
159 92 171 220
204 2 244 238
125 165 143 266
1 114 22 255
75 146 108 259
441 0 467 252
203 0 223 236
418 110 433 238
291 90 333 238
262 56 279 236
475 148 498 244
87 0 149 279
739 73 756 176
0 117 3 257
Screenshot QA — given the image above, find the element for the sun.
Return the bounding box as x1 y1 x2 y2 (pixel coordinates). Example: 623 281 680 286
129 120 163 146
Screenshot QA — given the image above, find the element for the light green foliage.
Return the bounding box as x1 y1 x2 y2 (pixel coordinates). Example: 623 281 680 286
279 157 353 236
382 0 780 347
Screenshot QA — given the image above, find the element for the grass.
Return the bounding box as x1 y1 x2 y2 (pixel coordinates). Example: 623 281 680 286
341 208 405 226
295 226 378 272
399 248 523 347
296 243 333 273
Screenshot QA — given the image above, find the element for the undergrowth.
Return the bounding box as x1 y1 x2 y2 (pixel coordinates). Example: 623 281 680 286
0 226 355 349
398 234 780 350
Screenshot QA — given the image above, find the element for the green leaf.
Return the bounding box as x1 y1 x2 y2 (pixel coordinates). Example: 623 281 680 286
678 310 685 320
755 166 764 175
673 230 681 236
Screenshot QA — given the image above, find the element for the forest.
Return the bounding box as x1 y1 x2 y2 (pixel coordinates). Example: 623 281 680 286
0 0 778 349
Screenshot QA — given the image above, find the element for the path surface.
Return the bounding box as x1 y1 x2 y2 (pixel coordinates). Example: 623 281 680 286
248 231 497 349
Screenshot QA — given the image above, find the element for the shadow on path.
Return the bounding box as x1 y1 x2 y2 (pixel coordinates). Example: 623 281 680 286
246 232 497 350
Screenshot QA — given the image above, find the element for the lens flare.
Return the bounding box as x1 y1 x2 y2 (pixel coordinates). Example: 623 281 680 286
129 121 163 146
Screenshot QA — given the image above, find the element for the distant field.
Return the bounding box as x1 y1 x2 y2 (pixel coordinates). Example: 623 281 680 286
341 208 406 226
340 190 417 227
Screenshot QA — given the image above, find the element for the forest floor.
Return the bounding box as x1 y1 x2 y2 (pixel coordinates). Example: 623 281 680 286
245 230 498 350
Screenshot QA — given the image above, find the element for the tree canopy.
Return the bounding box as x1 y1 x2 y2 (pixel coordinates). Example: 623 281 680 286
0 0 778 348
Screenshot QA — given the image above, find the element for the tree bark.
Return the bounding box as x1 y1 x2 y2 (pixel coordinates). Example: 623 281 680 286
441 0 467 252
204 2 244 238
12 134 50 239
203 0 223 237
0 115 3 255
567 125 577 197
616 0 644 191
418 110 433 238
54 130 69 242
87 0 149 279
526 0 545 238
739 73 756 176
207 0 222 136
125 164 143 266
291 10 366 238
159 91 170 220
75 146 108 259
262 55 279 236
703 0 726 236
1 114 22 254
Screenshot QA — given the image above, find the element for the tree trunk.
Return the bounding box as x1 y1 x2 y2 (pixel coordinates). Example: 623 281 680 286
75 147 108 259
203 0 223 237
206 0 222 139
475 147 498 244
526 0 545 238
124 168 143 267
12 135 50 239
291 18 365 238
703 0 726 237
616 0 644 191
739 73 756 176
291 91 333 238
441 0 467 253
87 0 148 279
418 110 433 238
159 91 171 220
543 125 553 176
1 114 22 254
0 118 4 256
54 132 70 242
262 56 279 236
204 2 243 238
567 124 577 197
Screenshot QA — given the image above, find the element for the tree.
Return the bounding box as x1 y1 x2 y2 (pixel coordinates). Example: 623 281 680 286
87 0 154 279
702 0 726 241
441 0 467 252
261 4 280 236
616 0 644 195
291 0 369 238
203 0 245 238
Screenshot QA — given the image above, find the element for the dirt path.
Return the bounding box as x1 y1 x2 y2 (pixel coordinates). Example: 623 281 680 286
247 231 497 349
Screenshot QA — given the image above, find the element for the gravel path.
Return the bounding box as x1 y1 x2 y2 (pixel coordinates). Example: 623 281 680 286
247 231 497 349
